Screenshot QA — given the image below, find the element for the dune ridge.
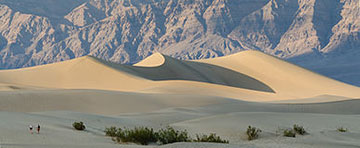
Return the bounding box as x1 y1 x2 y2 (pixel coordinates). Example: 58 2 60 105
198 50 360 99
0 50 358 102
95 53 275 92
0 50 360 148
133 53 166 67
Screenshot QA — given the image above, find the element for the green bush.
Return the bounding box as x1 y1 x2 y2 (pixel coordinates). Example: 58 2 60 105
283 129 296 137
104 126 229 145
194 133 229 143
157 126 190 144
246 126 262 141
337 127 347 132
104 127 125 142
72 121 86 131
119 127 158 145
105 126 118 137
293 124 306 135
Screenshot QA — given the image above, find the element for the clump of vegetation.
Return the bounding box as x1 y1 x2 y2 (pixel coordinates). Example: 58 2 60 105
337 127 348 132
283 129 296 137
72 121 86 131
194 133 229 143
118 127 158 145
246 126 262 141
157 126 191 144
105 126 123 142
105 126 119 137
104 126 229 145
293 124 306 135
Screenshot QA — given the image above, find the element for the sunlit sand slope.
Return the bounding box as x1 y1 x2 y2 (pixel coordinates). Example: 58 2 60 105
0 50 358 102
197 50 360 100
0 51 359 148
0 56 151 91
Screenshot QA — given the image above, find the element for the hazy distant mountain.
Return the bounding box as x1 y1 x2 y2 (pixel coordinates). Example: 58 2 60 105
0 0 359 85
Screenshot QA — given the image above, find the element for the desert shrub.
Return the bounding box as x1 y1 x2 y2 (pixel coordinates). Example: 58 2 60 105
283 129 296 137
194 133 229 143
337 127 348 132
157 126 190 144
293 124 306 135
105 126 118 137
72 121 86 131
104 127 123 142
246 126 262 141
120 127 158 145
104 126 229 145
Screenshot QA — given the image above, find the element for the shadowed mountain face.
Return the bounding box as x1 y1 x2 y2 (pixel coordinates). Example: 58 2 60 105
0 0 88 18
0 0 359 86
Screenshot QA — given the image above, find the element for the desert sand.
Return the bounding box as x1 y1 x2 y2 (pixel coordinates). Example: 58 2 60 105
0 50 359 148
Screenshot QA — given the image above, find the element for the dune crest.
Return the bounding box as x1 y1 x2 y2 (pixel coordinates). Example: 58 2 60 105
0 50 360 148
0 50 358 102
133 53 166 67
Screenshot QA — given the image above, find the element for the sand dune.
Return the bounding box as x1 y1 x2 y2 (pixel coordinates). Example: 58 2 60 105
0 50 358 103
1 88 359 115
0 50 360 148
0 89 235 115
197 50 360 100
0 82 43 91
98 53 274 92
0 56 153 91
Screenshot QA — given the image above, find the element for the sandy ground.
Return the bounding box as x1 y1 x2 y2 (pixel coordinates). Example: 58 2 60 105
0 100 360 148
0 50 359 147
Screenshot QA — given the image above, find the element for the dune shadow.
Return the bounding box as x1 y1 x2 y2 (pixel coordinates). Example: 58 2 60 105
93 55 275 93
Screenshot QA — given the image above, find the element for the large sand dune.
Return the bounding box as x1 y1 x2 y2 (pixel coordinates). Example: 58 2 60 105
0 50 359 148
0 50 358 102
197 50 360 100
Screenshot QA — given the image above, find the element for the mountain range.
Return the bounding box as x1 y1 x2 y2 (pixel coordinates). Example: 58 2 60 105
0 0 359 85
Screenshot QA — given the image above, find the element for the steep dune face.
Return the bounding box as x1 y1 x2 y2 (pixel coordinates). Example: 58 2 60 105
128 53 274 92
133 53 166 67
198 50 360 99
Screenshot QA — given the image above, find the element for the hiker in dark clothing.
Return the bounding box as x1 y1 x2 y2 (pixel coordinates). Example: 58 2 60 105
37 124 40 134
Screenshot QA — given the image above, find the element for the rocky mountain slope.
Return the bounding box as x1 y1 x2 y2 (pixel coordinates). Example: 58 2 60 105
0 0 359 85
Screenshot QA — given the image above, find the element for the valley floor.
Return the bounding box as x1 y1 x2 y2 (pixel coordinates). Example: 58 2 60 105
0 94 359 148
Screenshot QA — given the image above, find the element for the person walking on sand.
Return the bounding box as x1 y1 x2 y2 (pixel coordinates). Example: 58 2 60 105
37 124 40 134
29 125 33 134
